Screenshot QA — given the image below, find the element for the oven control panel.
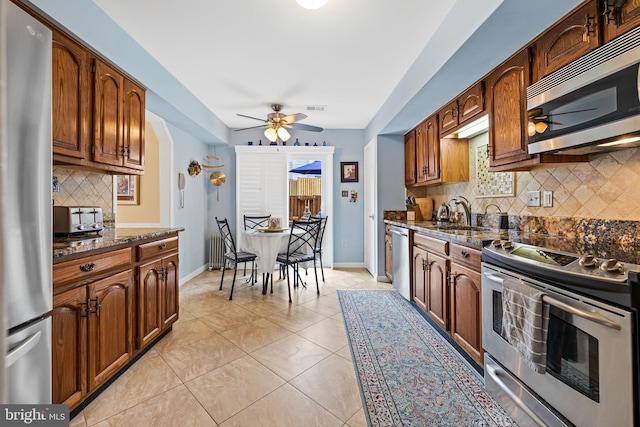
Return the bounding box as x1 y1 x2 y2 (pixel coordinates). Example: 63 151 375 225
485 240 638 284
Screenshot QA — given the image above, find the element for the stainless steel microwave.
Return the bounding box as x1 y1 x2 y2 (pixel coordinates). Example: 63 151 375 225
527 26 640 155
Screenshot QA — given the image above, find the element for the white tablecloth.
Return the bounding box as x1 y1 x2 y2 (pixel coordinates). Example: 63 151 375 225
242 229 293 274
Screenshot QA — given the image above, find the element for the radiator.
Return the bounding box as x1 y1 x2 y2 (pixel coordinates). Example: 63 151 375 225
209 232 225 270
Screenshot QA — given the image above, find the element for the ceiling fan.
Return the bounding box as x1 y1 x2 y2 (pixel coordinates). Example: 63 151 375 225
235 104 323 142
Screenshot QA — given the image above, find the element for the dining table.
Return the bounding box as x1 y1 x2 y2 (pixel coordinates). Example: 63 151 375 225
242 228 295 275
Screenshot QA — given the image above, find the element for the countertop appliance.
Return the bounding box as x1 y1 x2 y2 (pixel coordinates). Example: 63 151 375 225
527 26 640 155
481 240 640 427
389 226 410 300
436 203 451 222
0 0 52 404
53 206 104 235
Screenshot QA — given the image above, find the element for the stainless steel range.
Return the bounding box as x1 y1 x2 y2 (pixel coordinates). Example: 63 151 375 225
481 240 640 427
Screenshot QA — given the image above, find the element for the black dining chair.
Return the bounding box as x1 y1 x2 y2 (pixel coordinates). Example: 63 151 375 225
312 216 328 281
276 218 322 303
242 214 271 284
215 217 258 300
243 214 271 231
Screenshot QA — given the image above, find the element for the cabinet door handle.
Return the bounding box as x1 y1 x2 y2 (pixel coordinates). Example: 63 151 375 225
585 14 596 36
461 250 469 258
80 263 95 272
159 243 167 250
602 1 615 23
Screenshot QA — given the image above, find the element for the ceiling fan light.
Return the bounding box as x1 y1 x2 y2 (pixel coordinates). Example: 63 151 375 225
296 0 327 10
277 127 291 141
264 127 277 142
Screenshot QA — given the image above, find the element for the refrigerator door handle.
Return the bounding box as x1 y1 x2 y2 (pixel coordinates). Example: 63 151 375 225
6 330 41 368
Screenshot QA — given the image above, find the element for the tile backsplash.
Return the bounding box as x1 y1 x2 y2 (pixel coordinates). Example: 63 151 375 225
408 132 640 222
52 166 113 213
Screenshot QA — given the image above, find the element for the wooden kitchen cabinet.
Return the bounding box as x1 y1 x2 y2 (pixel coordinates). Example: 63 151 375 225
52 286 87 409
603 0 640 43
408 114 469 186
87 270 134 391
92 57 146 172
51 29 90 161
486 49 531 169
135 234 179 350
487 49 588 171
412 233 449 331
52 251 133 411
404 130 416 185
123 79 145 171
438 82 485 136
412 245 427 312
533 1 600 80
449 243 483 365
411 234 483 365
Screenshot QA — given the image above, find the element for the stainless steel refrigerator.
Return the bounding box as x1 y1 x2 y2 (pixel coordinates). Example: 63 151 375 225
0 0 52 404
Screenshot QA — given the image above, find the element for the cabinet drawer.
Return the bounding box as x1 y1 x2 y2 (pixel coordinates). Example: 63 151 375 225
413 233 448 255
54 248 131 289
137 236 178 261
450 243 481 271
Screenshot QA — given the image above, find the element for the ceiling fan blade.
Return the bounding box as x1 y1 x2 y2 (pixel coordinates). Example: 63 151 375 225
290 122 323 132
282 113 307 123
234 124 269 131
236 113 268 122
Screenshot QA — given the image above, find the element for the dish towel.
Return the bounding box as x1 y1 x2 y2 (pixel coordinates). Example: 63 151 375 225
501 277 550 374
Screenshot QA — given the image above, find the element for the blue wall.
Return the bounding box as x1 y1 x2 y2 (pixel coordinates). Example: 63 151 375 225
166 124 210 279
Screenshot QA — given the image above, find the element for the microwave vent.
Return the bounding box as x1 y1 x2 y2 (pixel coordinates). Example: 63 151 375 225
527 25 640 100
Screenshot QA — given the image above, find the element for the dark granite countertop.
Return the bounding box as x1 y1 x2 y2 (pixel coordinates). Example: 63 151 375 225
384 219 640 265
53 227 184 261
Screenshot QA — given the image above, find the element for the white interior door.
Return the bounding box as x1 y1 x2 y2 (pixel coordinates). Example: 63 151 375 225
364 140 376 277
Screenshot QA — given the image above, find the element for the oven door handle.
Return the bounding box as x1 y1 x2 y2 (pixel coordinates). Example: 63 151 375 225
542 295 621 330
482 272 622 330
485 364 547 427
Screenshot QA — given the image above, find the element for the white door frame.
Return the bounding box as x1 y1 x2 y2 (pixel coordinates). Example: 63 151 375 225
364 139 376 278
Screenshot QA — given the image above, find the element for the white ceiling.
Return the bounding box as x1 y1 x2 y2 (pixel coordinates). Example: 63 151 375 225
91 0 497 131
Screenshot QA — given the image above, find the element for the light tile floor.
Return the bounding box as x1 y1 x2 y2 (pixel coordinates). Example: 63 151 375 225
70 267 392 427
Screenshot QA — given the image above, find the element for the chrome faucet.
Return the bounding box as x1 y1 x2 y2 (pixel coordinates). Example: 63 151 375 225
452 196 472 227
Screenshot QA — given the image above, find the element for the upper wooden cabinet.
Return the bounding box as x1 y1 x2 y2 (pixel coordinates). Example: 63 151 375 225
93 58 125 168
407 114 469 186
439 82 485 136
47 21 146 174
404 130 416 185
533 1 600 80
486 49 531 169
603 0 640 43
123 79 146 171
51 29 89 160
92 58 146 172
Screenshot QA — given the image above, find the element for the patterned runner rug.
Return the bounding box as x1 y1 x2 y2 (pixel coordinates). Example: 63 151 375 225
338 289 516 427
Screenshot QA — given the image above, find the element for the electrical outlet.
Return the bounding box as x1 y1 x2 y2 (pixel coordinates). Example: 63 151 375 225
543 191 553 208
527 190 541 207
52 176 60 193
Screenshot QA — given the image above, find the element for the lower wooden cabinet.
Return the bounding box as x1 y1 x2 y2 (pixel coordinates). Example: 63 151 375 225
52 232 180 412
411 232 483 365
135 234 179 351
52 269 133 408
450 262 483 365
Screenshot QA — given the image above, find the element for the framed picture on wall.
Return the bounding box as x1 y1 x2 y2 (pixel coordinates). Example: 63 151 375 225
117 175 139 205
340 162 358 183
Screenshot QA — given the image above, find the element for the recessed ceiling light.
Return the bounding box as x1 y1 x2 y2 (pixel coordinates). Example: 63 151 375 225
296 0 328 10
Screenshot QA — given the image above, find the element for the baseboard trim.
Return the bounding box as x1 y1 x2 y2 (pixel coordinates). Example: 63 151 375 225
333 262 366 268
180 264 208 286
